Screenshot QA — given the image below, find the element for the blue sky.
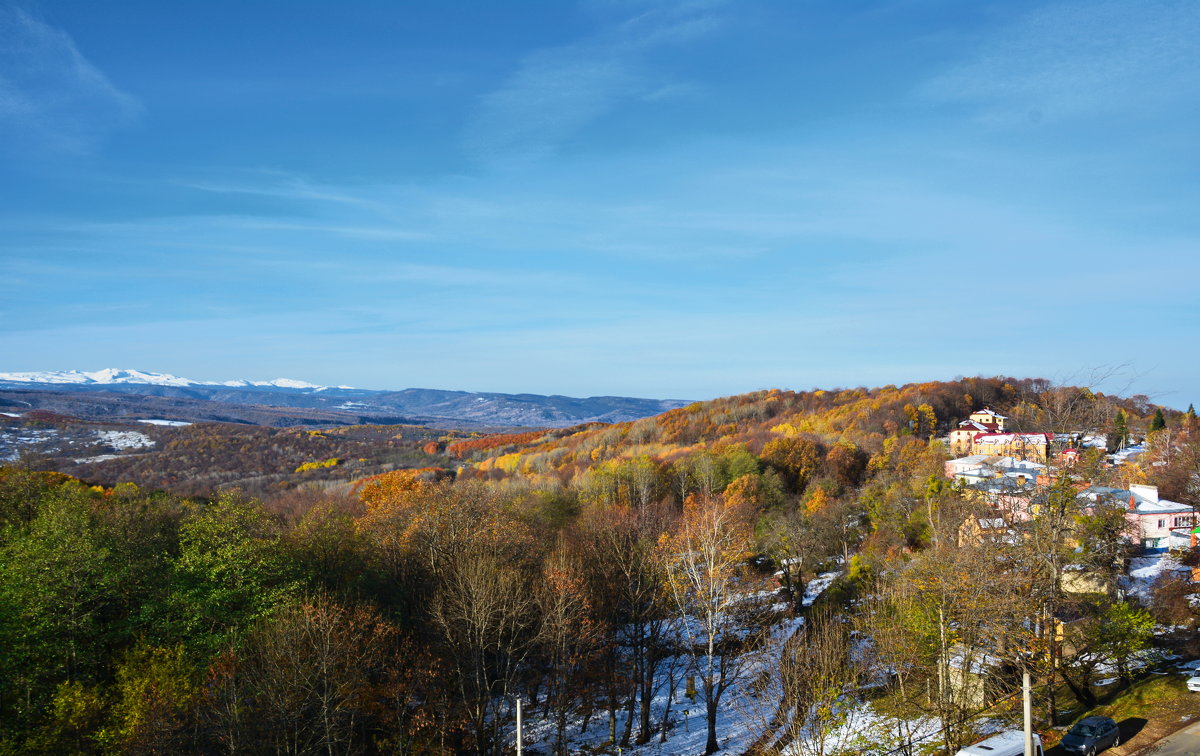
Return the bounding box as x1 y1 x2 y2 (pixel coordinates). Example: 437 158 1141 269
2 1 1198 404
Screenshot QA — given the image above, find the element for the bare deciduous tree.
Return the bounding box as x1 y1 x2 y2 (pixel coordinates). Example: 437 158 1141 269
662 494 770 755
432 547 539 754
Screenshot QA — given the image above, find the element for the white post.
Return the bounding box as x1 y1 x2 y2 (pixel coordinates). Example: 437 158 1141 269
516 696 522 756
1023 669 1034 756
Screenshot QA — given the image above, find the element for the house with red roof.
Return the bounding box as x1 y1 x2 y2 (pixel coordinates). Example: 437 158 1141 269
949 408 1012 456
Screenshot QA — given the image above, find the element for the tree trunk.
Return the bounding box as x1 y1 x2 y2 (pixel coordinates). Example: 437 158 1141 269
621 688 634 746
705 703 719 755
638 672 653 744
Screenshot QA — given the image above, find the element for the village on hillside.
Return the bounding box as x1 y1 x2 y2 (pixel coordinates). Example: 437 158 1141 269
934 407 1200 725
944 407 1197 556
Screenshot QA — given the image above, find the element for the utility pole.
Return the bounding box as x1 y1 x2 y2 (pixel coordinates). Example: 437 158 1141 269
1023 669 1034 756
516 696 523 756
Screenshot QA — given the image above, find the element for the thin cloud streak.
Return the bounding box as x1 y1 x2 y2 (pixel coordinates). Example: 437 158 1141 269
463 1 722 162
0 6 141 152
921 0 1200 125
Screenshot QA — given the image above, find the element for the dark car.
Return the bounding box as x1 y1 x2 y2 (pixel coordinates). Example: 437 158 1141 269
1059 716 1120 755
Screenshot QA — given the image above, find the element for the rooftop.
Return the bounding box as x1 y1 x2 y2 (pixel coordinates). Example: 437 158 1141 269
955 731 1031 756
972 408 1008 419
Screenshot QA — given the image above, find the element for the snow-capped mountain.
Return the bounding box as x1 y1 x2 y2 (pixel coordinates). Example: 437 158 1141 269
0 369 689 428
0 369 344 391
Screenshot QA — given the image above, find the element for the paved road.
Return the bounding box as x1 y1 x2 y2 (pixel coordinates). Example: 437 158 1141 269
1136 719 1200 755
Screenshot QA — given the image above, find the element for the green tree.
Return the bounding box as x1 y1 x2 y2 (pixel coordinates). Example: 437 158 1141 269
0 486 117 734
103 644 199 755
718 445 761 486
0 469 83 538
165 493 300 652
1107 410 1129 452
1096 602 1155 683
1149 408 1166 432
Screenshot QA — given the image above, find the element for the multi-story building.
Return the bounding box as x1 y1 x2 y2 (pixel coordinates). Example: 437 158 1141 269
949 408 1007 456
969 432 1052 463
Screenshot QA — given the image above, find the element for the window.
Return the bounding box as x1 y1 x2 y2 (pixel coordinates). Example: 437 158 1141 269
1158 519 1167 529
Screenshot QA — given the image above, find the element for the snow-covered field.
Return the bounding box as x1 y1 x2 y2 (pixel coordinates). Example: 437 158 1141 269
0 428 60 460
95 430 155 450
0 421 161 463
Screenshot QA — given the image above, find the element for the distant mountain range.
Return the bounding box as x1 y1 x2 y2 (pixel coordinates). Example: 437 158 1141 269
0 369 690 429
0 369 345 390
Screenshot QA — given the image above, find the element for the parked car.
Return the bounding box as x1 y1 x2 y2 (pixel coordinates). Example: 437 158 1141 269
1188 675 1200 692
1058 715 1120 755
954 731 1043 756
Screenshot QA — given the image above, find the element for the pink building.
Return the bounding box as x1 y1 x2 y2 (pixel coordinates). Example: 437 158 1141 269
1122 485 1196 550
967 480 1195 551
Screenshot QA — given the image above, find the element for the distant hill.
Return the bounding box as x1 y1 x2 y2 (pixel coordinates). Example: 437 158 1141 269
0 369 690 429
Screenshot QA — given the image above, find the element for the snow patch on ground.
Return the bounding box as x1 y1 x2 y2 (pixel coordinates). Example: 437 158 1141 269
510 571 849 754
803 571 843 607
1124 552 1190 604
96 430 154 450
137 419 192 427
73 455 122 464
0 428 60 459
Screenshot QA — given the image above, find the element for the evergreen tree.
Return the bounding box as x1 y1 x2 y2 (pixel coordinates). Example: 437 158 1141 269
1107 410 1129 453
1186 404 1197 429
1149 408 1166 432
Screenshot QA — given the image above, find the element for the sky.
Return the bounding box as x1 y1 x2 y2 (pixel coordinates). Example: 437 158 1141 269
1 1 1198 404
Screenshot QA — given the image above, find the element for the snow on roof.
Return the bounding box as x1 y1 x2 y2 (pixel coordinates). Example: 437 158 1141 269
957 420 995 431
992 456 1045 470
1081 486 1193 514
1110 444 1146 464
972 408 1008 418
1132 499 1193 515
956 468 993 480
1130 484 1159 503
949 454 991 464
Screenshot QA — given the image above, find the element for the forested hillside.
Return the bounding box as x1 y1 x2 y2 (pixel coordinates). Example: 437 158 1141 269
2 377 1197 755
456 376 1176 499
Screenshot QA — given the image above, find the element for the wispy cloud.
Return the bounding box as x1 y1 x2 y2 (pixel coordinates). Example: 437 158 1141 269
363 262 581 289
179 171 389 212
463 1 722 162
0 6 141 152
921 0 1200 125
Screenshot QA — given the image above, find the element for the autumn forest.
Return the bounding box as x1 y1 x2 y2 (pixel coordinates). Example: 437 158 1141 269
2 377 1199 755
